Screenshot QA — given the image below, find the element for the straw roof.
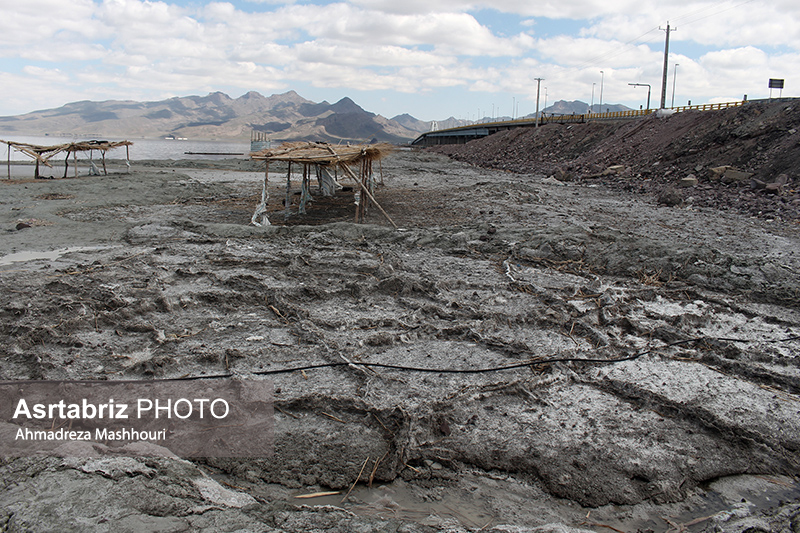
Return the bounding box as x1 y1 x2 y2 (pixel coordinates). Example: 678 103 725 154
2 139 133 166
250 141 394 165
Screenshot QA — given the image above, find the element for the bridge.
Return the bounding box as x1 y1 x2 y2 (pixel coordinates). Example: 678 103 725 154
411 101 749 147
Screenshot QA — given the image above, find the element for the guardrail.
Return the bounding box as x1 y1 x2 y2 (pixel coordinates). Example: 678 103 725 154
412 99 770 146
672 101 746 113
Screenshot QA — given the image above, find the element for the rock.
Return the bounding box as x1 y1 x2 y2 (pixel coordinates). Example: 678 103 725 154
657 188 683 206
553 168 574 182
765 183 783 195
774 174 790 186
679 175 698 188
708 166 753 183
750 179 767 190
15 222 31 231
723 168 754 183
709 166 731 180
603 165 626 175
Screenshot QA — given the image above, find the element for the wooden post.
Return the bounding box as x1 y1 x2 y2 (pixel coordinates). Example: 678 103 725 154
126 144 130 172
73 149 78 178
101 149 107 175
7 144 10 179
284 161 292 221
64 152 69 178
339 161 397 229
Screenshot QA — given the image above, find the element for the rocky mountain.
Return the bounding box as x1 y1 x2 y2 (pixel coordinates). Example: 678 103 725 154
0 91 426 143
0 92 633 143
538 100 631 116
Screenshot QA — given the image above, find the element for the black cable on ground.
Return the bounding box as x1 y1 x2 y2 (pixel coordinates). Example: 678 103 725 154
162 334 800 382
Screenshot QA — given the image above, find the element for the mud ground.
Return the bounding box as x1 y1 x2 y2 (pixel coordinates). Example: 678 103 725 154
1 149 799 532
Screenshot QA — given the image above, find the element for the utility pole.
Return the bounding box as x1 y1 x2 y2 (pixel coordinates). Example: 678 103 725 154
535 78 544 127
659 22 677 109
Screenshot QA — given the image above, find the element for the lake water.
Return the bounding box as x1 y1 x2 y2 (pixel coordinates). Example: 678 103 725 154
0 134 253 161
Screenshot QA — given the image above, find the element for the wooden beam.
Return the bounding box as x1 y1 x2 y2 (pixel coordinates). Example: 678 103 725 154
338 162 397 229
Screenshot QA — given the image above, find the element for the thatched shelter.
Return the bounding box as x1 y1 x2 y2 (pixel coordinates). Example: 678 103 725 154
250 141 395 227
2 139 133 179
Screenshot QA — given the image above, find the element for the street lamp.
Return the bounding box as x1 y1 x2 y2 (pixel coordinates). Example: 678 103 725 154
629 83 651 111
671 63 680 108
599 70 604 110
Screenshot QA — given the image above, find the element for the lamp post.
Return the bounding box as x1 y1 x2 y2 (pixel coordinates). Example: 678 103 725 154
599 70 604 110
628 83 651 111
671 63 679 108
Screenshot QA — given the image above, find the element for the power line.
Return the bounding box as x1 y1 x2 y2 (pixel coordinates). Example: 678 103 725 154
670 0 759 27
573 26 661 71
572 0 761 73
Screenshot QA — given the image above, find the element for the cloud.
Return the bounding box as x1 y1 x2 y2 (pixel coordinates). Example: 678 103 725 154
274 3 532 56
0 0 798 118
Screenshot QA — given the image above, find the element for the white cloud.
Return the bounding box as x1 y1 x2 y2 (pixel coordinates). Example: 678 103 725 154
0 0 798 118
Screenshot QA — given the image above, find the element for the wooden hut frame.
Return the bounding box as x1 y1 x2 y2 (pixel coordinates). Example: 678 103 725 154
2 139 133 179
250 142 396 228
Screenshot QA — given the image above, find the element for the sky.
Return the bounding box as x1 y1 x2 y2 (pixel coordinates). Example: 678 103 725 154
0 0 798 122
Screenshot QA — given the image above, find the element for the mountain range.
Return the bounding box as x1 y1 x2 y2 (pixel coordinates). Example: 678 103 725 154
0 91 629 143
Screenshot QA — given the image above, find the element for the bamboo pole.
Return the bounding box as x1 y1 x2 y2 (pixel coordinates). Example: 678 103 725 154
299 163 309 214
284 161 292 221
263 160 270 225
339 162 397 229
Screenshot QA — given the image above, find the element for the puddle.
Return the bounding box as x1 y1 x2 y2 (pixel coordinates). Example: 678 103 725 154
252 474 800 532
291 478 494 528
176 168 265 185
0 246 115 266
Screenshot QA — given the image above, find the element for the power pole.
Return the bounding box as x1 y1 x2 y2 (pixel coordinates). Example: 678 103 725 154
659 22 677 109
535 78 544 127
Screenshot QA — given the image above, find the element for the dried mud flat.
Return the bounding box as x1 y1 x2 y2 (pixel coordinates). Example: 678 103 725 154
1 148 800 532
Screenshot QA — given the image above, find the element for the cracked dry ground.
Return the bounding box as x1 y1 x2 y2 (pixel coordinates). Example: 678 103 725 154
1 150 799 532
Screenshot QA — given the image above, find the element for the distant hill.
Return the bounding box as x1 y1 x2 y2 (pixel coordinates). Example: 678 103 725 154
0 90 425 143
0 93 633 143
536 100 632 117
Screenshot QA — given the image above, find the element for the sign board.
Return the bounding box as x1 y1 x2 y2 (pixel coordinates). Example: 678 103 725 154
769 79 785 89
